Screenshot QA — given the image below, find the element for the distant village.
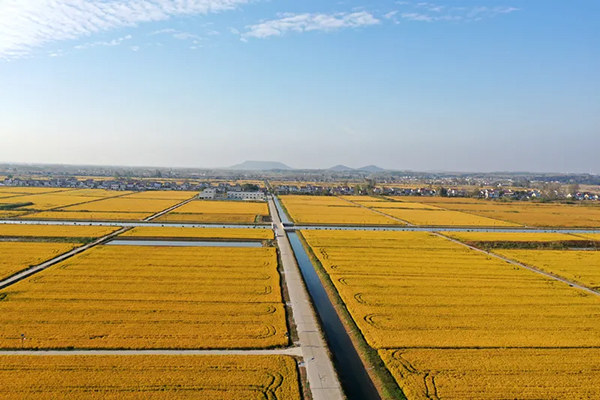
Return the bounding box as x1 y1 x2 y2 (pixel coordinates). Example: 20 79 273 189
1 176 599 202
274 184 600 201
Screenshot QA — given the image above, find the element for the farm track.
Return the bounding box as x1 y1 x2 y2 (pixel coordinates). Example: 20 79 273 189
435 232 600 297
143 197 196 221
0 227 130 290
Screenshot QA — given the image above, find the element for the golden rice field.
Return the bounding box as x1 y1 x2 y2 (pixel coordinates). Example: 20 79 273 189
442 231 580 243
62 197 181 213
340 196 387 202
280 195 399 225
157 200 270 224
365 201 441 210
0 194 105 211
125 190 199 200
0 245 287 349
303 230 600 348
0 242 78 280
0 187 70 195
0 211 26 219
0 355 301 400
373 208 519 227
380 348 600 400
429 201 600 227
576 233 600 241
302 230 600 399
19 211 151 221
494 249 600 290
53 189 132 198
121 227 274 240
0 224 119 238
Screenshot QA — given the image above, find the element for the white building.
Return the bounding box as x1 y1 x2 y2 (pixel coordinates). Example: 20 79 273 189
198 188 217 200
227 191 266 201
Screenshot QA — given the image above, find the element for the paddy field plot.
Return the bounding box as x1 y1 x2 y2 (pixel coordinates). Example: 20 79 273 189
373 208 519 227
62 197 181 213
429 201 600 228
121 226 274 240
157 200 270 224
0 224 119 239
442 231 581 243
0 245 287 349
19 211 151 221
280 195 400 225
124 190 199 201
0 355 301 400
576 233 600 241
0 187 71 195
0 242 79 280
493 249 600 291
301 230 600 399
0 194 108 211
380 348 600 400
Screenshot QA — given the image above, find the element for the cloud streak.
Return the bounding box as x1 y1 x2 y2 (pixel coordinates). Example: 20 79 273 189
392 3 520 23
0 0 249 59
244 11 381 39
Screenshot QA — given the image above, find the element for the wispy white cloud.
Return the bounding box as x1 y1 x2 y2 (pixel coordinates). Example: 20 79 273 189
0 0 250 60
74 35 132 50
130 45 140 51
244 11 381 39
391 3 519 23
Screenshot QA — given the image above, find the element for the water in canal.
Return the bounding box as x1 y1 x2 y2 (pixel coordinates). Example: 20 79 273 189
287 232 381 400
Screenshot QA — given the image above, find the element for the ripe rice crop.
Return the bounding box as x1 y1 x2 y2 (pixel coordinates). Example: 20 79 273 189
121 227 274 240
0 242 78 280
302 230 600 348
576 233 600 241
362 201 441 210
125 191 199 200
157 200 270 224
373 208 519 226
302 229 600 398
340 196 387 202
0 224 119 238
280 195 400 225
53 189 132 198
176 200 269 215
443 231 580 243
0 355 301 399
62 197 181 213
494 249 600 290
380 348 600 400
430 202 600 227
0 211 26 219
0 187 70 195
0 194 103 211
0 245 287 349
19 211 151 221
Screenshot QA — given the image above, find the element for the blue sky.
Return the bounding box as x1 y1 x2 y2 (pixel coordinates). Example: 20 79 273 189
0 0 598 172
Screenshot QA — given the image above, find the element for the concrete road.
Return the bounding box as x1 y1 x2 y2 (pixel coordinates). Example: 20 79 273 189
268 196 345 400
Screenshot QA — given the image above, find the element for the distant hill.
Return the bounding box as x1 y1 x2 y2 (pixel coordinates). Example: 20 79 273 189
328 165 355 172
358 165 385 172
228 161 292 171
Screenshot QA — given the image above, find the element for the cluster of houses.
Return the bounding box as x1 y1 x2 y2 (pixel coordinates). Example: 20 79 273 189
274 184 600 202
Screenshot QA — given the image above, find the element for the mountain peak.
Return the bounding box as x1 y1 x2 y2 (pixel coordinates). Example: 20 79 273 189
228 161 292 171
